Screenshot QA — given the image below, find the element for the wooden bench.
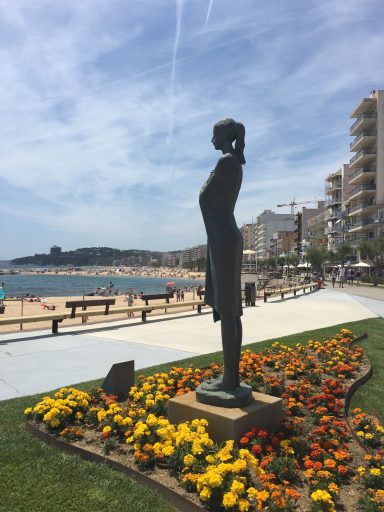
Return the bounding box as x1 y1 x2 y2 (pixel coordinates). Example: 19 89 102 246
0 312 69 334
141 293 173 306
0 300 205 333
65 298 116 318
264 283 316 302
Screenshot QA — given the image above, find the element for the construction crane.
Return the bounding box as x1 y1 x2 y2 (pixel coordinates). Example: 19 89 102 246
276 198 318 215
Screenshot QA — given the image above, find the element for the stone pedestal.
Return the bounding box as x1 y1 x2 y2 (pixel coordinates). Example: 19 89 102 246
168 391 282 444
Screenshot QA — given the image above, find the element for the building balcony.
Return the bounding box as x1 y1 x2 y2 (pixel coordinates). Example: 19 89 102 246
350 112 377 135
349 165 376 185
345 233 375 245
348 200 377 216
349 183 376 201
326 197 342 208
351 97 376 117
348 218 377 232
325 182 342 194
349 148 376 168
350 130 377 151
325 209 341 221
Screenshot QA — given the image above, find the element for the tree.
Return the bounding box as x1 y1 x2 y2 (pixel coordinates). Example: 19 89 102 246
358 235 384 286
304 247 328 274
335 244 352 264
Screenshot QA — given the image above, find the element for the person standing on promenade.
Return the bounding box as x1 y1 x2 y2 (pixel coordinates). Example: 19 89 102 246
339 264 345 288
331 269 337 288
0 283 4 305
355 270 361 286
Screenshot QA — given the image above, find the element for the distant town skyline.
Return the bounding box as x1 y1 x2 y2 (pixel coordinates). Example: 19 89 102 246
1 0 384 259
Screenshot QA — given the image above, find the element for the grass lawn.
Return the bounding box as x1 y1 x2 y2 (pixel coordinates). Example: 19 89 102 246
1 317 383 512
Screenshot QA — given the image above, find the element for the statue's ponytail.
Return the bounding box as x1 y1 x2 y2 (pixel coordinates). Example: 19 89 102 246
234 122 246 165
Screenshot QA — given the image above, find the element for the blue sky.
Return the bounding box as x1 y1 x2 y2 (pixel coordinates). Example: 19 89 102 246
0 0 384 259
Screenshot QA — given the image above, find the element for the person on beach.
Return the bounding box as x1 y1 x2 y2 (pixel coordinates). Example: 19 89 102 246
198 118 247 397
338 265 345 288
127 293 134 317
0 283 4 305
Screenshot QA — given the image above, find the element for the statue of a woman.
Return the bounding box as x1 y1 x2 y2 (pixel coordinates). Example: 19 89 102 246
196 119 253 408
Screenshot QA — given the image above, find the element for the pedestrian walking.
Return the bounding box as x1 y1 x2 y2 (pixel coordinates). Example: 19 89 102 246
339 265 345 288
331 270 337 288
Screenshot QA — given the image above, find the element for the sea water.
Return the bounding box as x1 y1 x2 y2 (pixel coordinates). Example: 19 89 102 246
0 274 204 298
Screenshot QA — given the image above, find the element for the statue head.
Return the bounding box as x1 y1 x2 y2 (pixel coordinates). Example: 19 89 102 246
212 118 246 165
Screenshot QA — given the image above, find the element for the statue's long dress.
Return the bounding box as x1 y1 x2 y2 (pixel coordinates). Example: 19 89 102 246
199 153 243 322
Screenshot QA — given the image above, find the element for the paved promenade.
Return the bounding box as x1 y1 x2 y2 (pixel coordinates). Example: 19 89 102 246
0 286 382 401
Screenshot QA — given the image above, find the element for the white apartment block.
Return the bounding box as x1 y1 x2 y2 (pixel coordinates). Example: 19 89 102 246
180 244 207 266
345 89 384 249
325 165 351 251
255 210 294 260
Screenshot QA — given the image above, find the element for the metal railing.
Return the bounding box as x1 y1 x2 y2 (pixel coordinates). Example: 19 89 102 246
349 165 376 182
350 112 377 132
348 200 376 215
350 148 376 165
349 183 376 197
350 130 377 148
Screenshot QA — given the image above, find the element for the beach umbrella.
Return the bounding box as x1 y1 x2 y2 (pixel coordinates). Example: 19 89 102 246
166 281 176 286
352 262 374 267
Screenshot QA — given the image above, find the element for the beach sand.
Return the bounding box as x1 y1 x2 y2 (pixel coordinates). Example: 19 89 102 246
10 267 205 280
0 291 205 334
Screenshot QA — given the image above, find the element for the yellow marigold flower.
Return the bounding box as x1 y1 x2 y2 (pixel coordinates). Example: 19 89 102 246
370 468 381 477
183 454 196 467
146 414 158 427
50 418 60 428
75 412 84 420
206 454 216 464
103 425 112 433
162 445 175 457
230 479 245 494
356 431 365 437
24 407 33 415
207 472 223 488
231 459 247 474
222 491 237 508
199 486 211 502
311 489 334 505
237 499 250 512
357 466 366 475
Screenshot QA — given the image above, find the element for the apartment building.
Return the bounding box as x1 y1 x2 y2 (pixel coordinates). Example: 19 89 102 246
294 202 326 253
307 210 328 250
269 231 296 258
240 223 256 251
345 89 384 250
255 210 294 260
180 244 207 266
325 165 351 251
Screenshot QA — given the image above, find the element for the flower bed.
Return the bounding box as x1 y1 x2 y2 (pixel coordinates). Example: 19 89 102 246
25 329 384 511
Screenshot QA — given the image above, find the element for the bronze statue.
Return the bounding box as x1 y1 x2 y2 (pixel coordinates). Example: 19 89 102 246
196 119 253 407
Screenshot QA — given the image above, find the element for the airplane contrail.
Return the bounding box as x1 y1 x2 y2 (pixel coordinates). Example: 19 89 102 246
168 0 183 145
205 0 214 26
